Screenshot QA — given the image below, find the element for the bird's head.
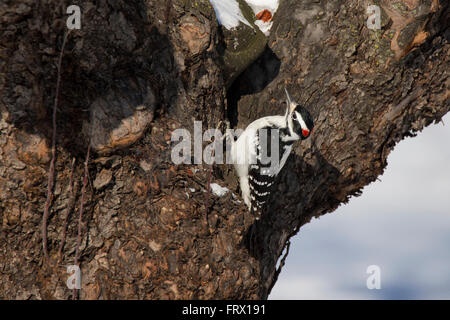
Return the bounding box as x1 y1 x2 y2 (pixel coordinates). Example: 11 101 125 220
284 88 314 140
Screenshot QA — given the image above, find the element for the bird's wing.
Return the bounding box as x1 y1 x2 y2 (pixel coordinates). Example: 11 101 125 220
248 126 290 214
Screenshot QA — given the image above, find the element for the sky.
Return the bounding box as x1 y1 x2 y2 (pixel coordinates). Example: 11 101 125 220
270 113 450 300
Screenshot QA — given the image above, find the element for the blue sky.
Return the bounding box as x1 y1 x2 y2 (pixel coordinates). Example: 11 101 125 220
270 113 450 299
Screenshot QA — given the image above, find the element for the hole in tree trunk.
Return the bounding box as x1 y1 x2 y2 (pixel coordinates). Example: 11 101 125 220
226 45 281 128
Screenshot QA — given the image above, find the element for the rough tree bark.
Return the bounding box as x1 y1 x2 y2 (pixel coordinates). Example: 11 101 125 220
0 0 448 299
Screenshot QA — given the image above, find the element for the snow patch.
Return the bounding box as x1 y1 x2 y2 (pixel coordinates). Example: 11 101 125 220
254 19 272 36
209 0 252 30
245 0 279 15
245 0 279 35
210 183 230 197
209 0 279 35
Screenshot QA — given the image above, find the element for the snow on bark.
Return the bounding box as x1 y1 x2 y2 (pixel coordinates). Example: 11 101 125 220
209 0 252 30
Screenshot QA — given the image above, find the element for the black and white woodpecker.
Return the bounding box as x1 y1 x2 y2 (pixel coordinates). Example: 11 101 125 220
227 88 314 216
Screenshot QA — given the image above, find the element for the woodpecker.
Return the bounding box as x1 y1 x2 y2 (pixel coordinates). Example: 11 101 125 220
228 88 314 216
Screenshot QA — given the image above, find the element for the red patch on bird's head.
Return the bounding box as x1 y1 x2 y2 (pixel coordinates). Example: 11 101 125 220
302 129 310 137
256 9 273 22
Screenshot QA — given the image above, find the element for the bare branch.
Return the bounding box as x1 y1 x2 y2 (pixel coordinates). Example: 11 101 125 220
73 142 90 300
42 30 71 263
58 158 77 261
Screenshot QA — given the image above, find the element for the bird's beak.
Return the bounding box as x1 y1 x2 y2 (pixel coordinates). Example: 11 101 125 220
285 87 296 113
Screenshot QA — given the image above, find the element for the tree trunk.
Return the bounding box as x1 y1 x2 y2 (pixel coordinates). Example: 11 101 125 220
0 0 448 299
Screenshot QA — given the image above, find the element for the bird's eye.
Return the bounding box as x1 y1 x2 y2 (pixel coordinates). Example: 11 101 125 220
292 113 297 120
